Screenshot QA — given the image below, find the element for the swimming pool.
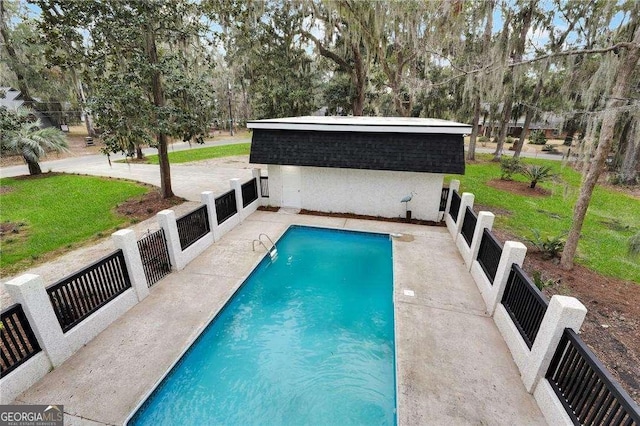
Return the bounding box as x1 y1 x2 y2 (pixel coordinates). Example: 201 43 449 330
128 225 395 425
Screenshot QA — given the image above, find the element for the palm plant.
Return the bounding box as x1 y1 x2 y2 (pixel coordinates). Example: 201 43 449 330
522 164 555 189
2 110 68 175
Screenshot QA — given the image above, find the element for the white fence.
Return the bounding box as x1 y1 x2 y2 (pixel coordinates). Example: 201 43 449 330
443 178 591 425
0 169 264 404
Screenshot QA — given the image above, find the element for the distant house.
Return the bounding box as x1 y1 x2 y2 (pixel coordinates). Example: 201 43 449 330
477 103 567 139
479 116 566 140
0 87 56 128
248 116 471 221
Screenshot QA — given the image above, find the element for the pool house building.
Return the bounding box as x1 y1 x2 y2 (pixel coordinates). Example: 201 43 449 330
248 116 471 221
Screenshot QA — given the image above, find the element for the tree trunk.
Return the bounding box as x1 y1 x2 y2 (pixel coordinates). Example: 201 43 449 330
26 158 42 175
561 25 640 270
494 1 534 162
493 92 513 161
514 63 548 158
71 69 96 137
352 43 366 116
136 145 144 160
619 118 639 184
468 95 481 161
146 28 174 199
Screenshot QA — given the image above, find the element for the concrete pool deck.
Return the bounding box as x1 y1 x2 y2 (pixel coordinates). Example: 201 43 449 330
10 210 545 425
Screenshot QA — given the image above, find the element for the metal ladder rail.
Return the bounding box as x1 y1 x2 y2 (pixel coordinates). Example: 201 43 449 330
258 233 276 251
252 233 278 260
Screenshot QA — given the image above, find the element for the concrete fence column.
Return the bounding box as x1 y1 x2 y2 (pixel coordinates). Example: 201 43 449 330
445 179 460 218
486 241 527 315
252 168 263 205
4 274 68 367
157 209 183 270
522 296 587 392
466 211 495 270
449 192 474 239
230 178 244 222
201 191 219 241
111 229 149 302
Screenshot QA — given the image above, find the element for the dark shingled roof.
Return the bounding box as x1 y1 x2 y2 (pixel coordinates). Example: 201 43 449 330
249 129 465 174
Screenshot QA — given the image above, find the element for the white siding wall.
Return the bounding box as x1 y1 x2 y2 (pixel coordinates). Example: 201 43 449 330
266 165 443 221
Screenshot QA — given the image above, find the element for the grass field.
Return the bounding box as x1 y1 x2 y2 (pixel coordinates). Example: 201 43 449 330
448 155 640 283
144 143 251 164
0 174 148 274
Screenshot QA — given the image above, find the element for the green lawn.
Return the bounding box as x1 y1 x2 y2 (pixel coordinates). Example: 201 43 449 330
447 155 640 283
0 174 148 274
144 143 251 164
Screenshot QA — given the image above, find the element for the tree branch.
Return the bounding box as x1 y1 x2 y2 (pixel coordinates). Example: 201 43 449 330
509 42 638 68
300 29 352 71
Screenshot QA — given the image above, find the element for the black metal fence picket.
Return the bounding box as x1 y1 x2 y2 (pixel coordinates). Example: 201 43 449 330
1 304 41 377
46 250 131 333
137 229 171 287
215 190 237 224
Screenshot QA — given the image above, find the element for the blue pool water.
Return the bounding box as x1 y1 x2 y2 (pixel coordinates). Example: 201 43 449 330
129 226 395 425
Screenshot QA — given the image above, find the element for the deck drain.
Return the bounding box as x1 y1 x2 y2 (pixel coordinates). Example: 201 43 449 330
403 289 415 297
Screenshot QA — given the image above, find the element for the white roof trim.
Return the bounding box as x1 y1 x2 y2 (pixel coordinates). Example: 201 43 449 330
247 116 472 134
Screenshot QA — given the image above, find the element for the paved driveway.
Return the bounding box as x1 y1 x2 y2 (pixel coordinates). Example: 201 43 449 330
0 139 254 201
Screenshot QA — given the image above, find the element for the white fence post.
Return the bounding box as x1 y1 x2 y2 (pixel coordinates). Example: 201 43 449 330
4 274 68 367
449 192 474 239
445 179 460 218
487 241 527 315
252 168 262 205
157 209 184 271
111 229 149 302
201 191 219 241
230 178 244 221
522 295 587 392
466 211 495 270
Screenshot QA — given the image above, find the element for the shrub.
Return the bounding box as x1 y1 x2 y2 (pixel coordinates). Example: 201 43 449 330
541 144 555 152
531 270 556 290
529 130 547 145
505 136 514 145
500 157 522 180
478 135 489 143
528 229 566 260
522 164 555 188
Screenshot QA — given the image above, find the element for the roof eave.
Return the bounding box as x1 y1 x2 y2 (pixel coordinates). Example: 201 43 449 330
247 122 471 135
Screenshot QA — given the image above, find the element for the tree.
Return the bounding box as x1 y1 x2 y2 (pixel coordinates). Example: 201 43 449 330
38 0 216 198
512 1 586 158
561 9 640 270
0 0 33 104
1 0 77 126
1 108 68 175
466 0 495 161
493 1 538 161
210 1 318 119
299 0 373 116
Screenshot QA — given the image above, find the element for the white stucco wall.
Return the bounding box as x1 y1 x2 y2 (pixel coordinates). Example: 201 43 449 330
0 352 52 404
266 165 283 208
267 165 444 221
